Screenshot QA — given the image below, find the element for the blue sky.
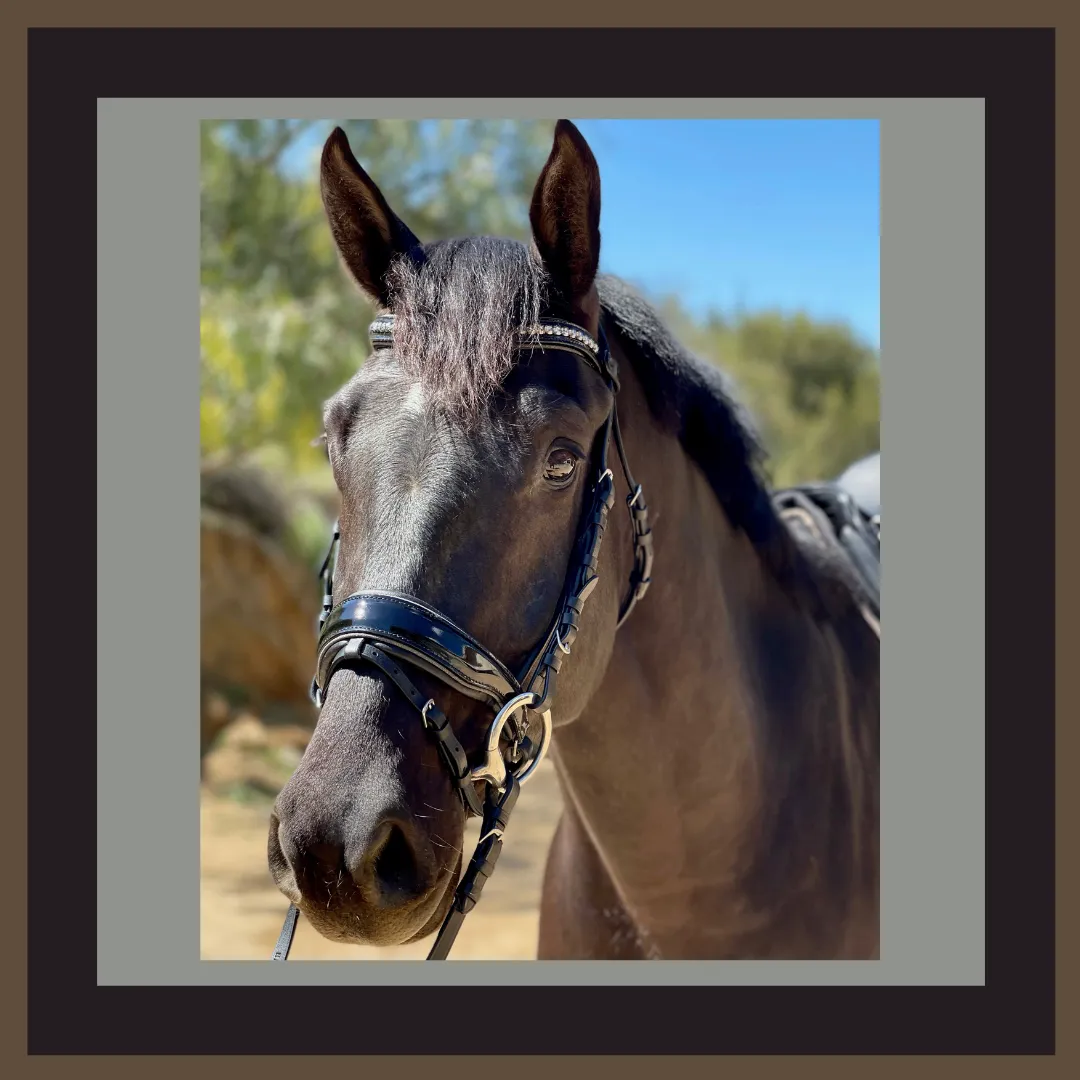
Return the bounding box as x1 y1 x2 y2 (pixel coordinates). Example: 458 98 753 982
277 118 879 348
572 119 879 348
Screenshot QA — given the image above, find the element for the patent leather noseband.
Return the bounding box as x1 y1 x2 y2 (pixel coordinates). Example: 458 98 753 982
316 592 521 711
272 315 653 962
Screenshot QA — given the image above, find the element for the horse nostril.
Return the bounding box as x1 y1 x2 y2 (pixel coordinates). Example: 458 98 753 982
373 824 418 894
352 819 433 906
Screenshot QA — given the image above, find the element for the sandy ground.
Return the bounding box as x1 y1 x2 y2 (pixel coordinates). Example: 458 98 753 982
200 723 565 961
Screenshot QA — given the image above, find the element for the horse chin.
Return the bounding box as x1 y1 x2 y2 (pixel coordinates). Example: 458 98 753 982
404 853 462 944
299 854 461 949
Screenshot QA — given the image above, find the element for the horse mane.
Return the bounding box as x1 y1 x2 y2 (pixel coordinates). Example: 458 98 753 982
387 237 547 422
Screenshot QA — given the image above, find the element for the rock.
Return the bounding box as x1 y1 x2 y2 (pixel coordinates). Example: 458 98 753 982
201 508 317 700
201 685 235 758
219 712 271 748
200 476 322 759
200 463 291 546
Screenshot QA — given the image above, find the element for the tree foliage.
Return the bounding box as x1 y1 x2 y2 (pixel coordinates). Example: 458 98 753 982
656 300 879 487
200 119 878 496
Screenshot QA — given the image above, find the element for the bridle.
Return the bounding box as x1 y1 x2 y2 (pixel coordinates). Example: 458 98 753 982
271 314 654 962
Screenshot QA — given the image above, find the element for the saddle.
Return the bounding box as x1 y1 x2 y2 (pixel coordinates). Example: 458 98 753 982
772 452 880 631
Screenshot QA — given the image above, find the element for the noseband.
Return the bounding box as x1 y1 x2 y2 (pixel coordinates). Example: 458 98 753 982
272 315 653 962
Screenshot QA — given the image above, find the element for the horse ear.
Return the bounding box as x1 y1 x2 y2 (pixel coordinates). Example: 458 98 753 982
320 126 422 307
529 119 602 308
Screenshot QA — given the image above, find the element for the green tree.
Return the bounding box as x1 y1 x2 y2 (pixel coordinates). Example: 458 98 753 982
656 297 879 487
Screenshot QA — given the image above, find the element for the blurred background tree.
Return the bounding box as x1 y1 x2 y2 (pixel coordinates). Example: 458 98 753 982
657 299 880 487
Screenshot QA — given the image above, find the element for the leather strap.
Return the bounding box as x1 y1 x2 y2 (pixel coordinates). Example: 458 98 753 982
425 774 520 960
323 637 487 819
317 591 521 708
272 903 299 962
612 406 654 628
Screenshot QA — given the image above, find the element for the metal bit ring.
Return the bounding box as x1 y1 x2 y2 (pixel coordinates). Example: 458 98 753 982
470 692 552 791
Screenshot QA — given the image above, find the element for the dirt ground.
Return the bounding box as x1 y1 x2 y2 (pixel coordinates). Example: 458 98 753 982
200 716 565 961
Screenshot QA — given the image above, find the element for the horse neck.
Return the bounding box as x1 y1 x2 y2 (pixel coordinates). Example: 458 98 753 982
550 351 880 959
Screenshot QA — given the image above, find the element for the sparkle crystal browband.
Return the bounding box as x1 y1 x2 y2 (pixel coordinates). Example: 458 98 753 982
368 313 601 363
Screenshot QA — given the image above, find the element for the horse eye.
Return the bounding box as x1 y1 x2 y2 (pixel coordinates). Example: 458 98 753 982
544 448 578 484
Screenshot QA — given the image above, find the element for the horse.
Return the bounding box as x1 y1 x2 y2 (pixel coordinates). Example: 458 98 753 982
267 119 880 960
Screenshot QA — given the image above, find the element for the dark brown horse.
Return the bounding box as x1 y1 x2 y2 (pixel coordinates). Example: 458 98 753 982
267 120 880 960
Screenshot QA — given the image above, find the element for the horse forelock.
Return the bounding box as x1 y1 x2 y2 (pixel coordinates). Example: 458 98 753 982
385 236 549 424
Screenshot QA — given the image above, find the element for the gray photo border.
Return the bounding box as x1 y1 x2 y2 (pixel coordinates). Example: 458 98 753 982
97 97 984 986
